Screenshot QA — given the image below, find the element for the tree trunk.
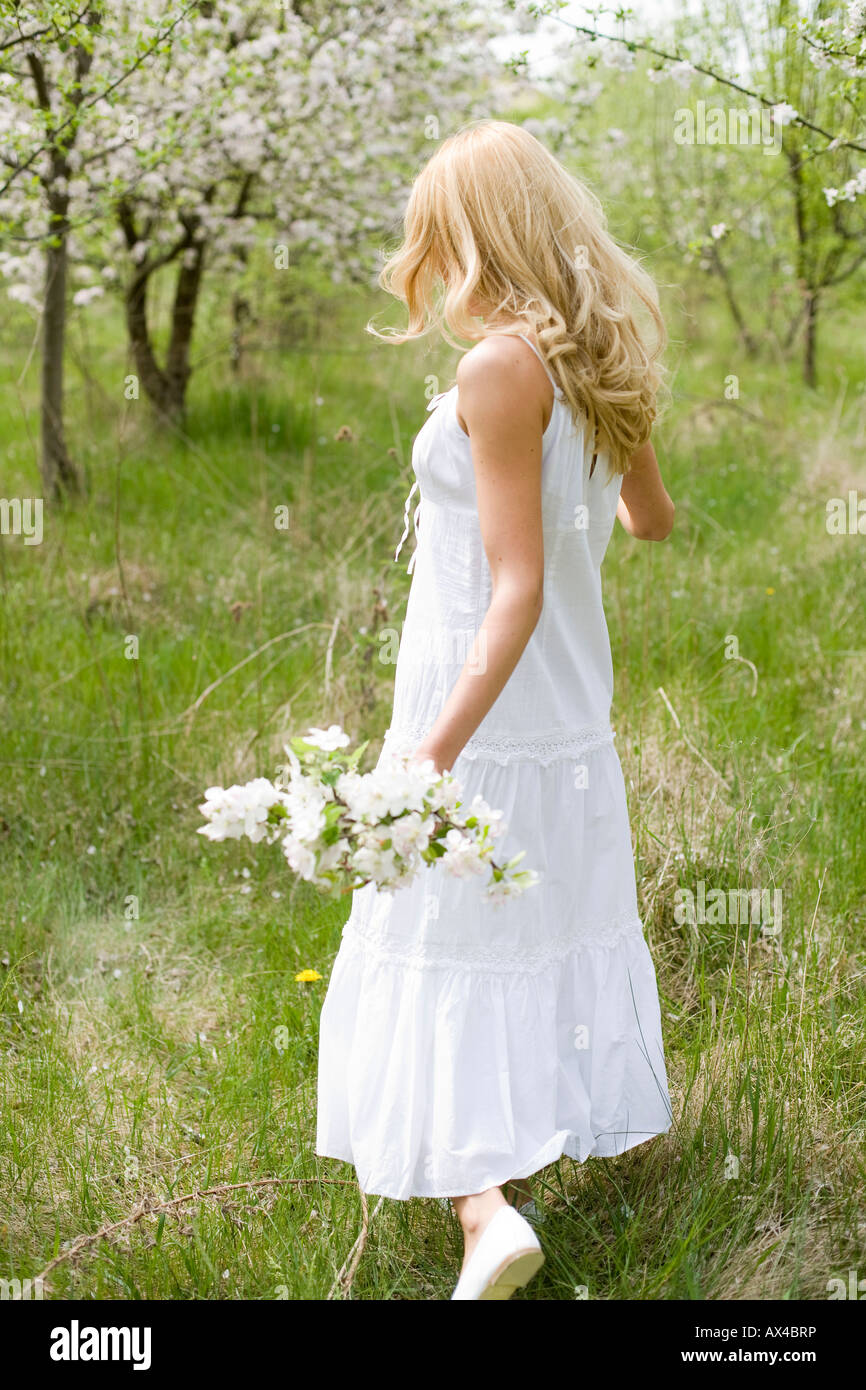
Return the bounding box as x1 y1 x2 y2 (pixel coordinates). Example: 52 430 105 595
230 292 251 374
125 267 177 420
709 243 758 356
41 199 82 496
121 228 205 424
785 142 820 388
26 34 92 499
164 241 206 419
803 289 818 388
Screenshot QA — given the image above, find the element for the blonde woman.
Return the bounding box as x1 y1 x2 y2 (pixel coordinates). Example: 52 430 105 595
316 120 675 1300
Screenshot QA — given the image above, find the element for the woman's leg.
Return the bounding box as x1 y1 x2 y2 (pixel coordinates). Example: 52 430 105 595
451 1186 507 1271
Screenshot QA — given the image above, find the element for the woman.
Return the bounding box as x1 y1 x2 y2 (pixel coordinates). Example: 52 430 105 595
316 120 675 1300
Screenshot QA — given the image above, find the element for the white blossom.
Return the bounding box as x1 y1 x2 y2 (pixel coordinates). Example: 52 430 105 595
601 42 636 73
771 102 799 126
668 60 698 88
824 168 866 206
283 835 317 880
467 794 506 839
200 729 536 899
304 724 351 751
73 286 105 307
351 841 398 882
390 811 435 857
844 2 866 41
198 778 280 843
441 828 487 879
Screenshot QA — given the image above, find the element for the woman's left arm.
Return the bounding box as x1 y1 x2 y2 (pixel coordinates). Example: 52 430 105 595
412 337 548 774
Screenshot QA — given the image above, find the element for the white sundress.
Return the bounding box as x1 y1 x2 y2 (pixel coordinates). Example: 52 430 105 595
315 334 673 1199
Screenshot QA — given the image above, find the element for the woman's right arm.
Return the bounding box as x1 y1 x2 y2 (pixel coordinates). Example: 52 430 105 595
616 439 675 541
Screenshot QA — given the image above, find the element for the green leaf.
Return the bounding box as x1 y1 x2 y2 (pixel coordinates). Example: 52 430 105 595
345 739 370 770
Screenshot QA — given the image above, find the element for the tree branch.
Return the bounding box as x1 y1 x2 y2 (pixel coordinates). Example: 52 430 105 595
554 15 866 156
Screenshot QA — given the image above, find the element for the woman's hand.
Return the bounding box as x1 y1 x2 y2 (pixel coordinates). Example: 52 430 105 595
409 741 450 775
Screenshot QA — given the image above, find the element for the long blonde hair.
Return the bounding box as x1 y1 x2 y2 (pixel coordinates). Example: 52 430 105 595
371 120 666 475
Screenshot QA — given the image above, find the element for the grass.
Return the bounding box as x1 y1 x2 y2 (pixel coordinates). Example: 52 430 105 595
1 280 865 1301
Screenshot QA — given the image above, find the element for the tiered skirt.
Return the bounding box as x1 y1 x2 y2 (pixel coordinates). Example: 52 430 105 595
315 735 672 1199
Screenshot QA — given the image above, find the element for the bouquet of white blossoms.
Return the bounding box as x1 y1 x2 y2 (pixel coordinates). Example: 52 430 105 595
198 725 538 905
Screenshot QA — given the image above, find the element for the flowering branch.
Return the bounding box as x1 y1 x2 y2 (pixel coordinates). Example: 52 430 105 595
539 5 866 155
199 726 539 906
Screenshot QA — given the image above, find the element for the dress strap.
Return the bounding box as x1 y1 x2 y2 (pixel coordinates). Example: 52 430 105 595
515 331 597 467
514 333 563 397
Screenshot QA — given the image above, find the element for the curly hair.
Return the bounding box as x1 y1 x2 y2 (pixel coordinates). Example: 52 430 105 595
370 119 667 475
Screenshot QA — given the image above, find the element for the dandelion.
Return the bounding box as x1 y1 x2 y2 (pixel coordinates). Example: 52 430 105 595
295 969 322 982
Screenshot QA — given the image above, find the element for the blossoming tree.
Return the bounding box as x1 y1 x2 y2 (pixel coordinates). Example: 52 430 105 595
0 0 498 490
515 0 866 384
0 1 192 493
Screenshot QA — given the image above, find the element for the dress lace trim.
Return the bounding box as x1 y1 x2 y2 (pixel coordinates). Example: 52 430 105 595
383 722 615 766
342 907 645 975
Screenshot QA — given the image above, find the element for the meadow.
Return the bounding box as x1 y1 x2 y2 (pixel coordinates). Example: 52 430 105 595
1 268 865 1300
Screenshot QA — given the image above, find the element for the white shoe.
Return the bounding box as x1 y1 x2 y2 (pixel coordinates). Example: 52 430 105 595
451 1204 544 1301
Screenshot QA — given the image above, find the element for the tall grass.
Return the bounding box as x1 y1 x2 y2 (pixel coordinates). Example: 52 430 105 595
1 284 864 1300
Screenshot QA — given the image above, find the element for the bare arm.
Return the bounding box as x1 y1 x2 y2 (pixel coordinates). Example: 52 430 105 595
616 439 675 541
411 337 549 774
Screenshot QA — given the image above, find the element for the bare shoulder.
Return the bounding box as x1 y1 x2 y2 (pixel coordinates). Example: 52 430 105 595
457 333 546 390
456 334 551 429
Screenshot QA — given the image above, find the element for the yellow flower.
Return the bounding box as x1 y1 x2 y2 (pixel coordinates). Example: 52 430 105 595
765 587 775 595
294 969 322 983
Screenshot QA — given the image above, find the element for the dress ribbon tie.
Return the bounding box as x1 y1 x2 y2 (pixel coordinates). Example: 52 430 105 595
394 477 421 574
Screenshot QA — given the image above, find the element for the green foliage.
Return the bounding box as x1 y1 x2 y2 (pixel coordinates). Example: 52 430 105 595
3 1 866 1288
1 265 864 1297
